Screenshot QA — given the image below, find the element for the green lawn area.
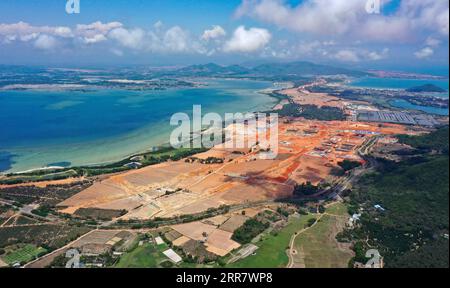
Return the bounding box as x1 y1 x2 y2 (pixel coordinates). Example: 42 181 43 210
114 242 170 268
227 214 317 268
1 244 47 265
293 215 353 268
325 202 348 217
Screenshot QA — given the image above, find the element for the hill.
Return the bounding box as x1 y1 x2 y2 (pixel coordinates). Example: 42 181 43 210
406 84 447 93
345 127 449 268
250 61 367 77
175 63 250 76
175 61 367 78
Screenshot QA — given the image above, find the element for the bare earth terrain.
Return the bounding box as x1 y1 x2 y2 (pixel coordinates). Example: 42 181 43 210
56 116 411 221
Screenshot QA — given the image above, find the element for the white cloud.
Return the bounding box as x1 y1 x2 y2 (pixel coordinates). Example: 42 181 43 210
333 50 360 62
163 26 190 52
0 21 124 46
425 37 441 47
108 27 146 49
223 26 271 53
332 47 390 62
34 34 57 50
76 21 123 38
201 25 226 41
54 27 73 38
236 0 449 43
366 48 389 60
414 47 434 59
153 21 164 30
19 33 39 42
83 34 108 44
108 25 207 54
0 22 72 42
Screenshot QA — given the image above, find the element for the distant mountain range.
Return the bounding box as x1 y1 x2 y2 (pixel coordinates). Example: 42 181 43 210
174 61 368 78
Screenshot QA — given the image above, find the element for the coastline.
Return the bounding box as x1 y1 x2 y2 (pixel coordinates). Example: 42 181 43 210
2 79 284 175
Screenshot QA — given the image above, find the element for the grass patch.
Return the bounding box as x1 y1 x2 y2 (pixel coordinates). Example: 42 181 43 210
1 244 47 265
228 214 316 268
326 202 349 217
114 242 170 268
294 215 353 268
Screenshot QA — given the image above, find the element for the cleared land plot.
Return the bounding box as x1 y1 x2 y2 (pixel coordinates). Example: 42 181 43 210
0 258 7 267
172 236 190 247
202 215 229 227
164 230 183 242
171 221 241 257
205 229 241 257
293 215 353 268
219 215 249 233
228 214 316 268
55 118 412 220
70 230 124 247
171 222 216 241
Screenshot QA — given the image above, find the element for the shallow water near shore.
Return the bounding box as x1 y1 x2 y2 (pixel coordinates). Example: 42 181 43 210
0 79 276 173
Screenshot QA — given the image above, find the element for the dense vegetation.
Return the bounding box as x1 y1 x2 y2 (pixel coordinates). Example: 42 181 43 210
293 182 320 196
232 219 270 244
74 208 127 221
397 126 449 155
276 103 345 121
0 181 92 207
338 160 362 172
406 84 446 93
344 127 449 268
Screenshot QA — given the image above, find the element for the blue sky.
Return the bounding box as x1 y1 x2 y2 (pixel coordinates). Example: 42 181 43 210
0 0 448 73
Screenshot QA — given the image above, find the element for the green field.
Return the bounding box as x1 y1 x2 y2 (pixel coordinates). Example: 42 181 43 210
114 242 170 268
228 214 316 268
325 202 348 217
293 214 353 268
1 244 47 265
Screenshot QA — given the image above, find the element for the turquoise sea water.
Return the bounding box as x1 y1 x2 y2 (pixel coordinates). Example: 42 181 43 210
350 77 449 95
350 77 449 116
389 99 449 116
0 79 276 173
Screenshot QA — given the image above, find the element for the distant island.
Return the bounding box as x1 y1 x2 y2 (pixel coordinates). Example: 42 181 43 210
406 84 447 93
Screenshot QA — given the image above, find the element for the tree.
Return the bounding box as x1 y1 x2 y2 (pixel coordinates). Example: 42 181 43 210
338 160 362 172
294 182 319 196
318 205 326 214
307 218 317 227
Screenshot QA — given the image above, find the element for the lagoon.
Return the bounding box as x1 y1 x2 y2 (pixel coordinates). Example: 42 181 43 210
350 77 449 97
0 79 276 173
